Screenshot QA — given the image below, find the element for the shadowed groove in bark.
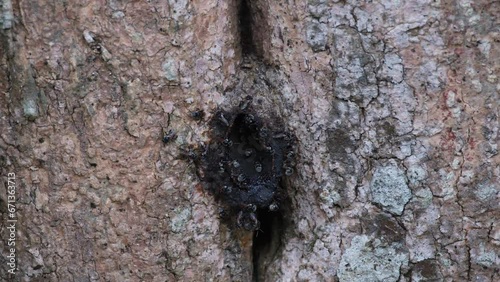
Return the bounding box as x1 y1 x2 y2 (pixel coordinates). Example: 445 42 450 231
252 208 288 281
237 0 271 59
238 0 255 55
234 1 287 281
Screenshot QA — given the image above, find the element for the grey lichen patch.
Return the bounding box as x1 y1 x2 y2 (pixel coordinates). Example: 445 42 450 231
318 180 353 218
413 188 433 209
168 0 188 21
22 69 41 121
332 28 379 106
308 0 328 19
109 185 128 203
1 0 14 29
338 235 409 282
23 97 39 121
319 185 341 206
306 21 327 52
170 207 191 233
407 164 427 186
162 59 179 83
472 244 497 268
473 182 497 202
413 60 446 92
379 53 404 84
112 11 125 19
34 188 49 211
371 163 411 215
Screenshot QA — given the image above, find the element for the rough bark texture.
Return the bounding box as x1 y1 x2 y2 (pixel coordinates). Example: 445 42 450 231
0 0 498 281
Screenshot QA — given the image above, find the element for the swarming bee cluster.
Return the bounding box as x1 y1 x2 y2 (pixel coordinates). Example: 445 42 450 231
197 97 295 230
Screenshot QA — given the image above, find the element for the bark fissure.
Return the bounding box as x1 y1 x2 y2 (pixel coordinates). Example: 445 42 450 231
238 0 254 56
230 1 290 281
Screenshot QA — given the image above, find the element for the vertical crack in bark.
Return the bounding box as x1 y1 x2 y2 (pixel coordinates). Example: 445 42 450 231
238 0 254 55
252 209 286 281
233 1 286 281
237 0 271 59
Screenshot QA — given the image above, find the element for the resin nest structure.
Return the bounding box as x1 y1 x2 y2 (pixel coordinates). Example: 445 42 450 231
198 97 295 230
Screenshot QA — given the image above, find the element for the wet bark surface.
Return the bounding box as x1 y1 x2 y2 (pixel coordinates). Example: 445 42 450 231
0 0 498 281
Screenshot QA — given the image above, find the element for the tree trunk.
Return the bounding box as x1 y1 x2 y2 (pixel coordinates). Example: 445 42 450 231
1 0 498 281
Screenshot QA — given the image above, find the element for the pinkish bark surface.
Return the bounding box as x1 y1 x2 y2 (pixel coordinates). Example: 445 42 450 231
0 0 498 281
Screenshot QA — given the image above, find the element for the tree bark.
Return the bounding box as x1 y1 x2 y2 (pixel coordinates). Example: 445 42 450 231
1 0 498 281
